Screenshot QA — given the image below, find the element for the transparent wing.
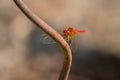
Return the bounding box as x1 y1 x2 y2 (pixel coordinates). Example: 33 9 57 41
69 35 79 53
40 34 56 44
40 34 79 52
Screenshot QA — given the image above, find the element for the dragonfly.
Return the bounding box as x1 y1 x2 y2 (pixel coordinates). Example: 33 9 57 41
40 27 86 51
63 27 86 45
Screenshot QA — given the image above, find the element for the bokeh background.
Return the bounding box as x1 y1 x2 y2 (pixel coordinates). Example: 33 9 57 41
0 0 120 80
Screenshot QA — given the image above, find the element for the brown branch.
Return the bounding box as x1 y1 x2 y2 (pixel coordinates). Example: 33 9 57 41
13 0 72 80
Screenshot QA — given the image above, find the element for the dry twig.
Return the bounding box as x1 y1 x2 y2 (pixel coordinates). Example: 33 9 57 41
13 0 72 80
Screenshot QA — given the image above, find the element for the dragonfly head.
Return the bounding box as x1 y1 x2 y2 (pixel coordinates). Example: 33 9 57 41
63 27 73 36
63 29 70 37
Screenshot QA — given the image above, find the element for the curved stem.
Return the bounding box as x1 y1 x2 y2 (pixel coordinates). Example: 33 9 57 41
13 0 72 80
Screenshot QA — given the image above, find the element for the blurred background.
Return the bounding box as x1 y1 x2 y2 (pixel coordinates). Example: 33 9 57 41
0 0 120 80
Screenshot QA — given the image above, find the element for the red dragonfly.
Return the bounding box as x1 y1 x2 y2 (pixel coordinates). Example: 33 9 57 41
63 27 86 44
41 27 86 46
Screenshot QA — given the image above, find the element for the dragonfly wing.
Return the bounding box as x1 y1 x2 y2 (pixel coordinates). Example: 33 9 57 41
70 35 79 53
40 34 56 44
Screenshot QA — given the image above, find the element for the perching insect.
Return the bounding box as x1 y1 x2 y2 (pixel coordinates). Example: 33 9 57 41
40 27 86 51
63 27 86 45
